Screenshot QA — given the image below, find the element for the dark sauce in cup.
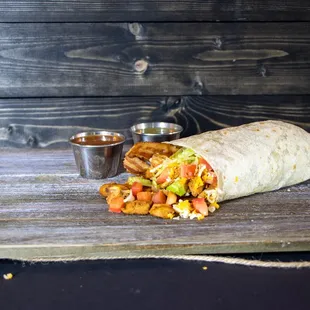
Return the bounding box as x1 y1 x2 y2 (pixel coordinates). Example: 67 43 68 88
71 134 123 146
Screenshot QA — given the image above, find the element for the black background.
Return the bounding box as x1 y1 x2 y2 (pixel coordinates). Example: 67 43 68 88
1 252 310 310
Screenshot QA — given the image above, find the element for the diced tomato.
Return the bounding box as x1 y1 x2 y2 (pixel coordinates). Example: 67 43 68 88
131 181 143 197
199 157 213 171
108 196 125 213
156 168 170 184
137 191 153 201
152 190 167 204
166 192 177 205
192 198 208 216
180 164 196 178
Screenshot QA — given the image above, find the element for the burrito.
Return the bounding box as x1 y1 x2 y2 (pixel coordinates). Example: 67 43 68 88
99 120 310 220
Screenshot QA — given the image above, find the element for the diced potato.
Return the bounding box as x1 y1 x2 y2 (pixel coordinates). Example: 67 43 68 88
137 191 153 201
149 204 176 219
145 169 155 179
121 200 152 215
99 183 129 197
166 192 177 205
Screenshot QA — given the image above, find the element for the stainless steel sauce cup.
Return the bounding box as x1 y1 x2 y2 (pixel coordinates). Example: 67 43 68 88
69 131 125 179
130 122 183 143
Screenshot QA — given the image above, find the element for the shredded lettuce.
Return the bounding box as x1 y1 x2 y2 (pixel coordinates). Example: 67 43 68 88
127 176 152 187
150 147 197 178
170 148 196 164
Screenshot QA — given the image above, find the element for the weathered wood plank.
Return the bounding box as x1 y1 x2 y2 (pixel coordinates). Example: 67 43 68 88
0 96 309 148
0 23 309 97
0 148 129 176
2 174 309 223
0 149 310 260
0 0 309 22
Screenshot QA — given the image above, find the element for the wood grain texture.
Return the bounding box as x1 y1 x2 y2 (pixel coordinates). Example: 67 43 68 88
0 1 309 22
0 149 309 261
0 22 309 97
0 96 309 148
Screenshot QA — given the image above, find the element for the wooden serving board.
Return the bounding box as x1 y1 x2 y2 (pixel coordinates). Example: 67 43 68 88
0 148 310 261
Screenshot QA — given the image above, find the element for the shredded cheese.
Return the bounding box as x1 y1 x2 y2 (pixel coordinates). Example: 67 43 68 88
203 189 218 204
123 189 135 203
197 164 206 177
3 273 13 280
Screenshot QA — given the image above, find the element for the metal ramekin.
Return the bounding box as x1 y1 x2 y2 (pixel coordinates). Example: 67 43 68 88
130 122 183 143
69 131 125 179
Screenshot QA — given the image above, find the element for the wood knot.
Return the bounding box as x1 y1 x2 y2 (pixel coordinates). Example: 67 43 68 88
7 125 14 134
214 37 222 50
134 59 148 73
174 98 181 106
258 64 268 77
193 81 204 94
162 97 182 112
128 23 143 36
27 136 37 147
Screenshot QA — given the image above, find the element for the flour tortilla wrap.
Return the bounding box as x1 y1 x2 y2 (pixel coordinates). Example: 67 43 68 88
166 120 310 202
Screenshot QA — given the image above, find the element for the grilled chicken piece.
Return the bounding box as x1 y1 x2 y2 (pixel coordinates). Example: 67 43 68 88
123 156 150 176
121 200 152 215
99 183 130 197
123 142 180 175
149 204 176 219
125 142 180 161
150 154 169 167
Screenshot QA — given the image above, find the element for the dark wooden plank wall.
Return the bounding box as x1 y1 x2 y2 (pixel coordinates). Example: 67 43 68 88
1 96 309 148
0 1 309 148
0 1 309 22
0 23 309 97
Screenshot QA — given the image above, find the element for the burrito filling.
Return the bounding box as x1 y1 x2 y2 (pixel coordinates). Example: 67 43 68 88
100 146 219 220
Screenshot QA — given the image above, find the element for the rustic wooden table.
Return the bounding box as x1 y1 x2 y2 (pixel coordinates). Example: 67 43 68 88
1 148 310 261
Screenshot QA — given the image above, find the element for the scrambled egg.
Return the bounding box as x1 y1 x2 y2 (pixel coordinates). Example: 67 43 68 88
172 200 204 220
173 200 193 218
